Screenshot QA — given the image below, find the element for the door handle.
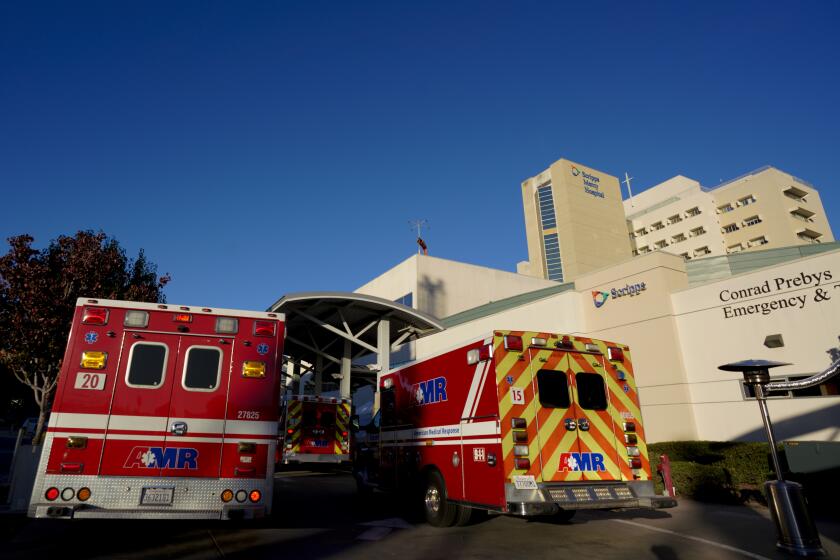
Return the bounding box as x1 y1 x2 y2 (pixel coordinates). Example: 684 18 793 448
577 418 590 431
171 421 188 436
564 418 577 431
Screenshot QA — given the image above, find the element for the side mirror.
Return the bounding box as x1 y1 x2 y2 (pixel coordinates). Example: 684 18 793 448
350 415 361 432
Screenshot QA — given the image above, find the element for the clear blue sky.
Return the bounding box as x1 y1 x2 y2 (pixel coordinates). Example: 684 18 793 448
2 1 838 311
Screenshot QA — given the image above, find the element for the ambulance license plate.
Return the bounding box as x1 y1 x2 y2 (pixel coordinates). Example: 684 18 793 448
140 487 174 506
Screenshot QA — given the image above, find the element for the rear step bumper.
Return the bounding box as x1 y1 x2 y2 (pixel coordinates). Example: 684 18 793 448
506 480 676 516
32 504 266 520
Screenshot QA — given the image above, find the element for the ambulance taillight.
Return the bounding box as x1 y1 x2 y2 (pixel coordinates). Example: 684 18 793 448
80 351 107 369
242 361 266 378
503 335 523 351
173 313 192 323
82 307 108 325
466 344 492 365
253 321 275 337
249 490 261 503
45 487 59 501
608 346 625 362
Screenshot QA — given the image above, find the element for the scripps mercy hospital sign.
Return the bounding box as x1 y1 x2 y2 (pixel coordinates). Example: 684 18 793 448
571 165 605 199
719 269 835 319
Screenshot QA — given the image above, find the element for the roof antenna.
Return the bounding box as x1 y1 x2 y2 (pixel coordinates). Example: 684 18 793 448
623 172 635 207
409 219 429 255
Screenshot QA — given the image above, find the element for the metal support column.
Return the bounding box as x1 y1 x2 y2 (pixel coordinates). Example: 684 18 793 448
376 319 390 382
340 339 351 400
314 355 323 395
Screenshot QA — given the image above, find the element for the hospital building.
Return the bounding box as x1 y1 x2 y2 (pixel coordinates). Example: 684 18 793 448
354 157 840 445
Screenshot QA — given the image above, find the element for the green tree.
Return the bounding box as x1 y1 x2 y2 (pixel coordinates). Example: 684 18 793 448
0 231 170 442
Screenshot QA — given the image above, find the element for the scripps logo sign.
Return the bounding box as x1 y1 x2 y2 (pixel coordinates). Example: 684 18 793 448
571 165 604 199
592 282 647 308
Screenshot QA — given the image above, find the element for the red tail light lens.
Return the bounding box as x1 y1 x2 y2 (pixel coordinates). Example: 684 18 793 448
512 430 528 443
478 344 492 361
503 335 523 351
254 321 276 337
287 428 294 435
629 458 643 469
514 458 530 470
623 422 636 432
608 347 625 362
173 313 192 323
45 487 59 501
511 417 527 429
249 490 262 503
82 307 108 325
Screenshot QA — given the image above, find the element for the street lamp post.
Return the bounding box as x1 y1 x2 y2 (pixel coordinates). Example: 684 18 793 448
719 359 837 557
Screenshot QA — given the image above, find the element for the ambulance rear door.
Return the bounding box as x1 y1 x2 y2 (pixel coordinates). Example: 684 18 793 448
162 336 232 478
526 348 621 482
100 332 180 476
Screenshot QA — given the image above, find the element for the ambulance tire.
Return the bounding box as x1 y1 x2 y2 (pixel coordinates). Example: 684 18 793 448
554 508 576 523
453 504 473 526
423 471 458 527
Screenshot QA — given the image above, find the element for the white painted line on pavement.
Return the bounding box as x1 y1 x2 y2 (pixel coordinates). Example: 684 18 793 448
611 519 772 560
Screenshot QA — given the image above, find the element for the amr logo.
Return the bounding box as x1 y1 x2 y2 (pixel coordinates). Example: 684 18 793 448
559 452 606 472
124 446 199 469
411 376 448 406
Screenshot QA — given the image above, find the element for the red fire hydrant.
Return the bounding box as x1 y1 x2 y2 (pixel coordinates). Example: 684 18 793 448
657 454 676 498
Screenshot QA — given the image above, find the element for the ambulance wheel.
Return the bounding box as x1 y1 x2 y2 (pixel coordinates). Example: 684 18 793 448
554 508 576 522
423 471 457 527
454 504 473 526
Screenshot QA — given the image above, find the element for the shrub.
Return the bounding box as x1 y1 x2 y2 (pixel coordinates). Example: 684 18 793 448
649 441 774 503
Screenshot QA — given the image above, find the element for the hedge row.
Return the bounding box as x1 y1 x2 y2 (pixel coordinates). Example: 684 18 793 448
648 441 774 503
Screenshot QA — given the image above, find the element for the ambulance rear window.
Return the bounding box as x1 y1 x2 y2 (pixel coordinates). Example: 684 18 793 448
126 343 168 388
536 370 570 409
576 372 608 410
182 347 222 391
320 411 335 427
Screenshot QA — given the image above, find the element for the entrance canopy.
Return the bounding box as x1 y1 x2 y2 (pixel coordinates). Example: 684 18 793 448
268 292 444 397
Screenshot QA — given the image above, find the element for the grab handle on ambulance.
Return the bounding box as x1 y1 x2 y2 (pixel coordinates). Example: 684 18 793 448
171 421 188 436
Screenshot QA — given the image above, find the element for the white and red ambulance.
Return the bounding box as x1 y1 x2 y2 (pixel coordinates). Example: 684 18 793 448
28 298 285 519
352 330 676 526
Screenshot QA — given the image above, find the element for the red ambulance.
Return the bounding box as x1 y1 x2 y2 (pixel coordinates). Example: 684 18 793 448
28 298 285 519
279 395 351 464
352 330 676 526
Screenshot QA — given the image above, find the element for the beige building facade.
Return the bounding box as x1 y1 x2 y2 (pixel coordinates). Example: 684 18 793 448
358 244 840 443
519 158 632 282
627 166 834 261
520 160 834 282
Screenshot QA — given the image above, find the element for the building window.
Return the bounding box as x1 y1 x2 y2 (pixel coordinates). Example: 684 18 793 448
668 214 682 225
655 240 668 249
685 207 701 217
742 375 840 400
542 233 564 281
537 185 564 282
671 233 686 243
727 243 744 253
651 221 665 231
717 203 734 214
749 236 768 247
638 245 651 254
632 249 639 256
689 227 705 237
635 227 648 237
722 223 739 234
743 215 762 227
783 186 808 203
693 246 711 257
738 195 756 207
394 293 413 307
536 185 557 230
680 252 691 261
790 207 815 222
797 229 822 244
